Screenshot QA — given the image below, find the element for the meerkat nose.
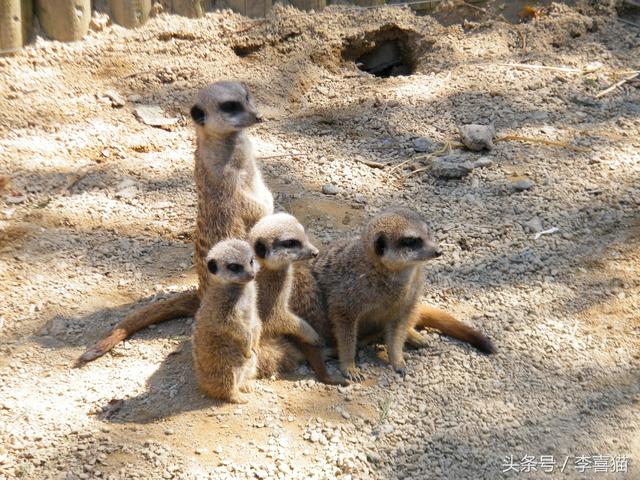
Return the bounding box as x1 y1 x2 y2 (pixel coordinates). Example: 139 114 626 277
254 112 263 123
434 247 443 258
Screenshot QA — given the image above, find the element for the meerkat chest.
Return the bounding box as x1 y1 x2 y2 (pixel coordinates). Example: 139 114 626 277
364 270 421 321
245 169 274 215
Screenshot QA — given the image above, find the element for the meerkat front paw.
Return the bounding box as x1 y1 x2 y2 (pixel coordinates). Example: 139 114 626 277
341 365 365 382
240 382 255 393
305 329 322 346
228 392 248 404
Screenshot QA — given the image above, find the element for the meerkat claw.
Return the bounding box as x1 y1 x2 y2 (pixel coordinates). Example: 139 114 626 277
342 366 365 382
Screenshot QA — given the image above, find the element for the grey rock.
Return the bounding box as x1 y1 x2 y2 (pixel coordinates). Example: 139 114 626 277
524 217 543 233
431 157 473 179
413 137 434 153
459 124 495 151
470 157 494 169
134 105 179 128
322 184 339 195
104 90 126 108
512 178 535 191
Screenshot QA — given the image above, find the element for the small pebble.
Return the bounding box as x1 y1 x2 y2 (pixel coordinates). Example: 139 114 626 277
322 184 339 195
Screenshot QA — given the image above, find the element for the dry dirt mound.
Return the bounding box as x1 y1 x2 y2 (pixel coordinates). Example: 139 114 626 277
0 3 639 479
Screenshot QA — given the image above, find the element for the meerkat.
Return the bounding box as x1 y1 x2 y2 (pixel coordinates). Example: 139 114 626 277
78 81 272 364
289 207 495 381
192 240 261 404
248 213 345 385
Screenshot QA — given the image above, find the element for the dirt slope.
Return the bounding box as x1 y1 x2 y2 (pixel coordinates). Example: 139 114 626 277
0 3 639 479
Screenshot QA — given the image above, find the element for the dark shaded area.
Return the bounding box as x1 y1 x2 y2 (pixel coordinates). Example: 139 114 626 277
232 43 264 58
342 25 423 77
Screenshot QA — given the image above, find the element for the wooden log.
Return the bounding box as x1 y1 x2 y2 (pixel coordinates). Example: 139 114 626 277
224 0 272 18
0 0 23 54
290 0 325 11
0 0 32 54
109 0 151 28
172 0 205 17
353 0 384 5
21 0 32 43
36 0 91 42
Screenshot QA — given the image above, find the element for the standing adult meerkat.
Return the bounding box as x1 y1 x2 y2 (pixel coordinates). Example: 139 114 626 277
78 81 272 364
290 208 495 381
192 240 261 404
248 213 345 385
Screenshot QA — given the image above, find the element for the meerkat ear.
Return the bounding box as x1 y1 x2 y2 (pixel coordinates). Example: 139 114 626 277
254 240 268 259
374 234 387 256
190 105 206 126
207 259 218 274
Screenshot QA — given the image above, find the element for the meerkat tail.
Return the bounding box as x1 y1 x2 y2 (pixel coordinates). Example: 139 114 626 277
76 290 200 365
256 337 304 378
414 304 496 354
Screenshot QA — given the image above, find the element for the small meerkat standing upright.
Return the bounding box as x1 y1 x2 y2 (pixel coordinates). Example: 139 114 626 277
290 208 495 381
248 213 345 385
192 239 261 404
78 81 273 364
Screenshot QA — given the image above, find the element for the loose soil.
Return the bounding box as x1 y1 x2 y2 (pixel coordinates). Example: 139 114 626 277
0 1 639 479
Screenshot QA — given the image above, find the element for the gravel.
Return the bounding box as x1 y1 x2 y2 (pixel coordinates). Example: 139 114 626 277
0 2 639 480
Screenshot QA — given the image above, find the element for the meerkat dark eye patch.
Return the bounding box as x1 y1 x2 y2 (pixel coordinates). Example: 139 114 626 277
374 234 387 256
278 239 302 249
227 263 244 273
190 105 206 125
219 101 244 114
207 259 218 274
254 240 267 259
399 237 424 249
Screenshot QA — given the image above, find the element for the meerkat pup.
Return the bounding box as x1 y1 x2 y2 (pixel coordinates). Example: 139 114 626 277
79 81 273 364
192 239 261 404
299 207 494 381
248 213 345 385
250 213 321 344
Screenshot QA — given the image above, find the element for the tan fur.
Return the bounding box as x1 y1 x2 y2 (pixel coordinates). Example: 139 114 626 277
192 240 261 403
249 213 345 385
256 337 304 379
77 82 272 364
288 208 495 381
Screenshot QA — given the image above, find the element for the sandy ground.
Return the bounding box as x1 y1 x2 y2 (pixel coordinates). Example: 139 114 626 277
0 2 639 479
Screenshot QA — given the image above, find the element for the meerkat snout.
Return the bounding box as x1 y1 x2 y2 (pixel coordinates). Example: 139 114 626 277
424 240 442 259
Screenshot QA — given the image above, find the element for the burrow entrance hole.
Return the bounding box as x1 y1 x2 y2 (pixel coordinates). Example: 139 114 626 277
342 26 419 78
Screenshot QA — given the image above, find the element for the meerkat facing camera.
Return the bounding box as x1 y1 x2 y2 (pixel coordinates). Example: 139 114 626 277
192 239 262 404
249 213 346 385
